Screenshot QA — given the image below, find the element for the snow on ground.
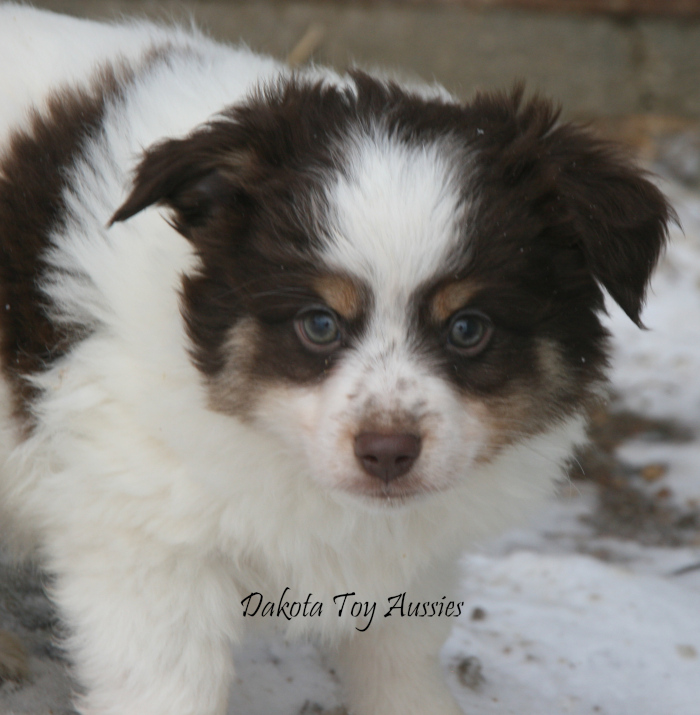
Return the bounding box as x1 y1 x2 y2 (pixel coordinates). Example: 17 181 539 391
605 178 700 513
447 550 700 715
2 174 699 715
608 178 700 424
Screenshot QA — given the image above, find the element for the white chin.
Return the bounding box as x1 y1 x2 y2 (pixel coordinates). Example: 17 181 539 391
333 481 440 509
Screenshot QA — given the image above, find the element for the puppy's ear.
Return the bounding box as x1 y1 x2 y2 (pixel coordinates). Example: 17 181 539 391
110 128 251 236
554 129 676 326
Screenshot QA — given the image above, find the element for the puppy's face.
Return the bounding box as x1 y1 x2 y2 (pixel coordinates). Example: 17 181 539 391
113 77 672 506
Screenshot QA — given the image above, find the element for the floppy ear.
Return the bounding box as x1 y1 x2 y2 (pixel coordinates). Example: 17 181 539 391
110 127 251 235
553 129 676 326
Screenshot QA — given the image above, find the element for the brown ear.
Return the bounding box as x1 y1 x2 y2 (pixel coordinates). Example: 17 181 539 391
553 128 676 326
110 126 250 235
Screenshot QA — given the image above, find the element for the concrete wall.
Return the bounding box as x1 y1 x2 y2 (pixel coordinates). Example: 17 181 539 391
28 1 700 119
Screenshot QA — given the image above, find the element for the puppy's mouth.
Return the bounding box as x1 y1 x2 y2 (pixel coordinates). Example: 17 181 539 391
344 481 439 507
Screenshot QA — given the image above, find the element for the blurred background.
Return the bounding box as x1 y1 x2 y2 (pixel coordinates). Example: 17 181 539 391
29 0 700 185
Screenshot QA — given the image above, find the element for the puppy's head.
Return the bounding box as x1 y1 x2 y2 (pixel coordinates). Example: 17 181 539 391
112 77 673 506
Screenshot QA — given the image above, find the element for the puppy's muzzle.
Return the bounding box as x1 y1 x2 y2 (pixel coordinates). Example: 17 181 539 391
354 433 422 483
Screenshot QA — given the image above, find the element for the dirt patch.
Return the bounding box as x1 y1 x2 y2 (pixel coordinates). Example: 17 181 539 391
572 405 700 547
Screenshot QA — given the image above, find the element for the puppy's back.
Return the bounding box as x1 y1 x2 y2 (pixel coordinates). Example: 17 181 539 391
0 6 173 144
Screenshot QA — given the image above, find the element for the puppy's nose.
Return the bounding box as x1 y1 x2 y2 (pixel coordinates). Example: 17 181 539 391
354 432 422 483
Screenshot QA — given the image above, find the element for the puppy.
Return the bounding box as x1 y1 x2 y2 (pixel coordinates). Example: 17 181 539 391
0 5 673 715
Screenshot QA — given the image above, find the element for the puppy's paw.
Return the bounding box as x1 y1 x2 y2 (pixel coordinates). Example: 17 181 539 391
0 630 30 683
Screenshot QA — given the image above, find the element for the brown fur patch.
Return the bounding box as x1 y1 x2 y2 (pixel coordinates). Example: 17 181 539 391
208 317 261 418
313 274 363 320
430 280 480 322
0 46 180 425
0 630 29 683
0 69 123 421
472 338 597 464
536 337 572 394
473 388 543 464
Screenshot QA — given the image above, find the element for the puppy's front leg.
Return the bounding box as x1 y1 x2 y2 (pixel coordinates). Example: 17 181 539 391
49 545 238 715
330 613 464 715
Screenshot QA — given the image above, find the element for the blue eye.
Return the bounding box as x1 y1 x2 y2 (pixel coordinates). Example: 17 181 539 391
447 311 492 354
295 309 341 351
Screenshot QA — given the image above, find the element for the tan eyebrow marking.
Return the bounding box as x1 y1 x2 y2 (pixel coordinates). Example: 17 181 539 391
430 281 480 322
313 274 363 319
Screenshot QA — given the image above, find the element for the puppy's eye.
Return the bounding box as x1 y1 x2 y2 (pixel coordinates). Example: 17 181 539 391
295 309 341 351
447 311 492 355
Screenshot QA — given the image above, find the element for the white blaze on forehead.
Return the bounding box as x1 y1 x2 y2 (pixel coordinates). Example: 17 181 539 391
323 131 468 304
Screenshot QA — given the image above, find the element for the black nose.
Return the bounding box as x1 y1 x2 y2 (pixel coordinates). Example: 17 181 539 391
354 432 422 483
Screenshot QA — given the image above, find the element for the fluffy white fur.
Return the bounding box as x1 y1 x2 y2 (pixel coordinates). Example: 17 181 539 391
0 6 587 715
